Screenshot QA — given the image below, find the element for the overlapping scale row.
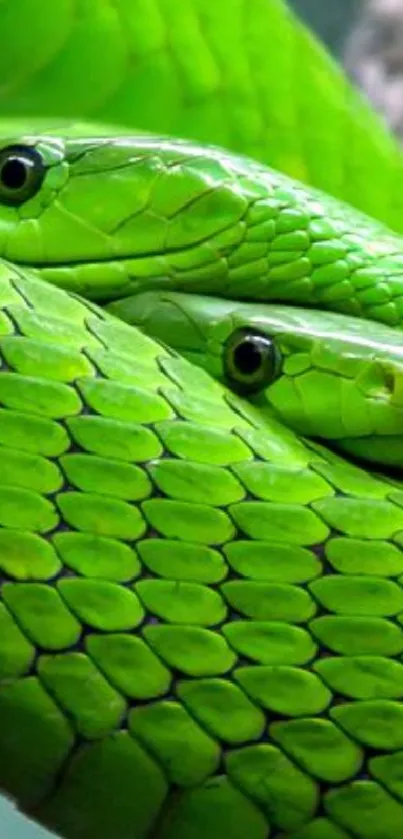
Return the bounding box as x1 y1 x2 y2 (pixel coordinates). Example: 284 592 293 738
2 261 403 838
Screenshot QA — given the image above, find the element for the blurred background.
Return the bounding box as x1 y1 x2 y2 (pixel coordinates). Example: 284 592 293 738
294 0 403 137
290 0 363 53
3 0 400 836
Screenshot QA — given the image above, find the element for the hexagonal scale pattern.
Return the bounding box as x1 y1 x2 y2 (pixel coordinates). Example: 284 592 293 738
1 261 403 839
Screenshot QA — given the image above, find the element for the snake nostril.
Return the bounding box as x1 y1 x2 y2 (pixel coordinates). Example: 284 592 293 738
384 370 395 393
385 368 403 407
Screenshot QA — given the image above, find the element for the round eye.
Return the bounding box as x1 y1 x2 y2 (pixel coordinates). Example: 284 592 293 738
0 145 45 206
224 328 281 393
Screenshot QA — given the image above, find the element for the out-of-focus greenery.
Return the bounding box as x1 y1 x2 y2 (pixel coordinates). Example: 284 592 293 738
0 1 362 837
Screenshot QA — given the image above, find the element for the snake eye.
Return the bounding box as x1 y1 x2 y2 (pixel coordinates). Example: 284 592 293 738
0 145 45 206
224 327 281 393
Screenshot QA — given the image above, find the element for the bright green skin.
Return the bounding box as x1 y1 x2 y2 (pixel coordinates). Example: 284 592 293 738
3 2 403 839
109 290 403 469
2 0 403 233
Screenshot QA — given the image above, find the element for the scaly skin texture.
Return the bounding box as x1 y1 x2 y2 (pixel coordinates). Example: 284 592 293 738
3 1 403 839
109 291 403 469
6 256 403 839
2 132 403 324
2 132 403 839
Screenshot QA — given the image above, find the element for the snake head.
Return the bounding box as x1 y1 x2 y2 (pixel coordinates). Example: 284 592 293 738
1 126 403 329
109 289 403 471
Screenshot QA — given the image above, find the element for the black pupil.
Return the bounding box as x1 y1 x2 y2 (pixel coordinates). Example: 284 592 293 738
233 339 263 376
1 157 29 191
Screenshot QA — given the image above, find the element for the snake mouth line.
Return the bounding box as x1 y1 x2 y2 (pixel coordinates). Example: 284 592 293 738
9 199 249 269
12 250 181 269
8 205 253 270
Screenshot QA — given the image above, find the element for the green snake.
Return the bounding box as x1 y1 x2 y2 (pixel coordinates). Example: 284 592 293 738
4 2 403 838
